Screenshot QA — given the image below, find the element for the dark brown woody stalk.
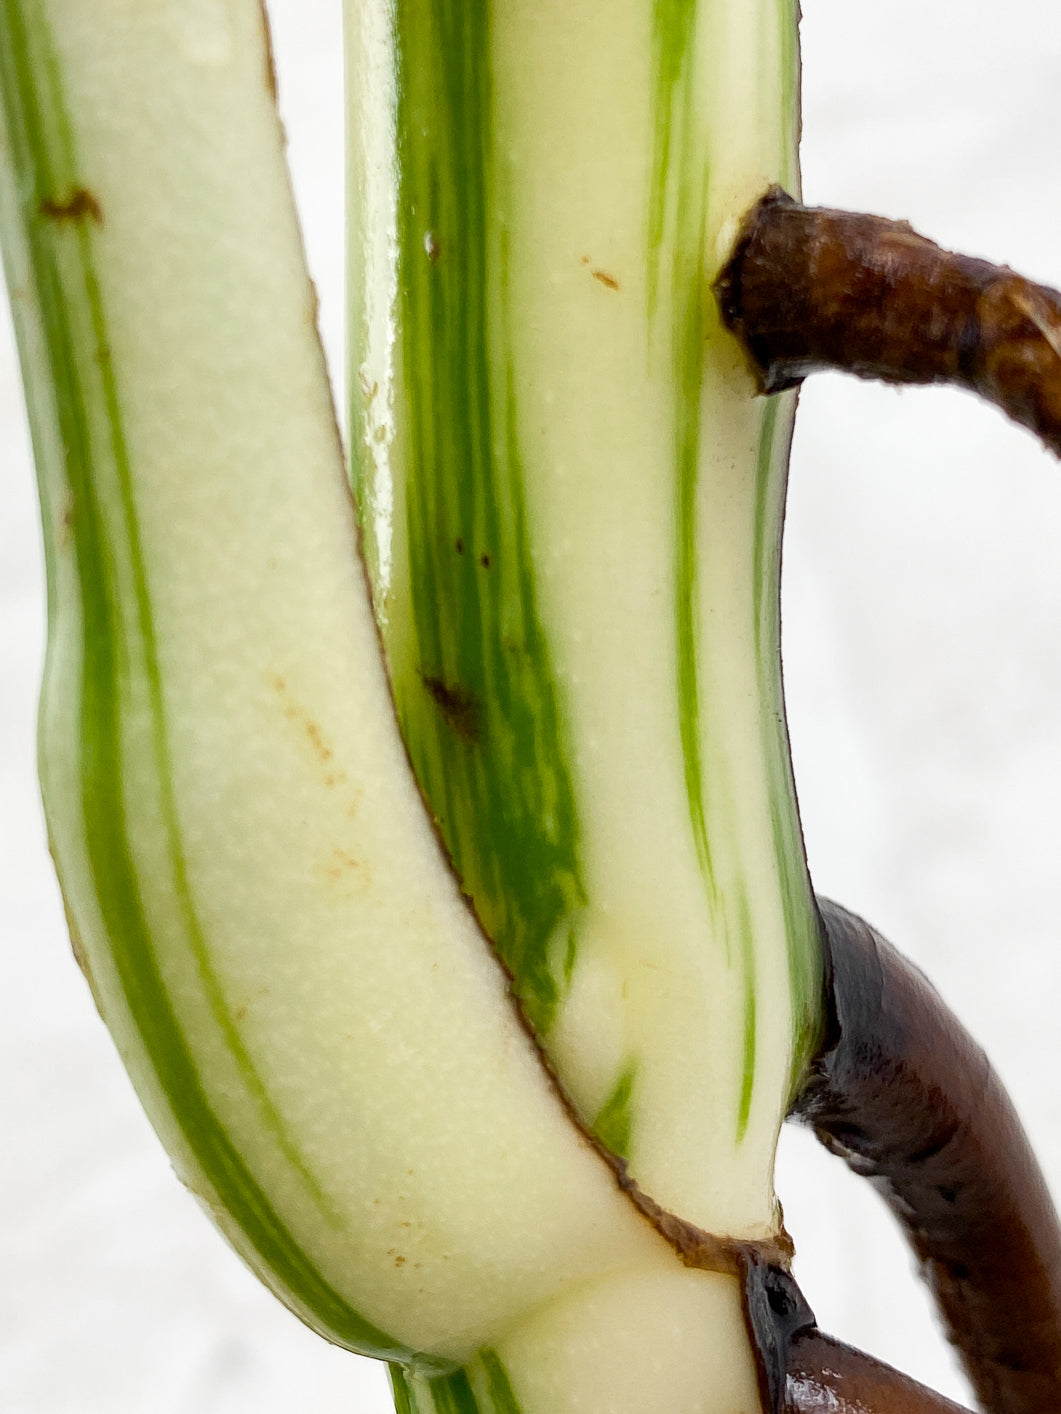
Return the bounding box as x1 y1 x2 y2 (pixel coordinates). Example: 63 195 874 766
740 1257 974 1414
791 900 1061 1414
784 1331 976 1414
714 186 1061 457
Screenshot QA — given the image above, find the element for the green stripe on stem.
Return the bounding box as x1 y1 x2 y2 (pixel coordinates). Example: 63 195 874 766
0 0 414 1361
392 0 584 1033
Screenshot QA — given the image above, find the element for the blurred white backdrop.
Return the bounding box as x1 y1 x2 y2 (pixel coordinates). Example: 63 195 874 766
3 2 1061 1409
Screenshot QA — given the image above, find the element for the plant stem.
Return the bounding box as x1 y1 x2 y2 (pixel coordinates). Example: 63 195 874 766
741 1255 975 1414
793 899 1061 1414
715 186 1061 457
785 1331 974 1414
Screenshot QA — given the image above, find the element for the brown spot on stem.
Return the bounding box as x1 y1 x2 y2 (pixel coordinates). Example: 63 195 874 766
58 491 75 550
591 268 620 291
271 675 337 765
39 188 102 225
420 674 482 745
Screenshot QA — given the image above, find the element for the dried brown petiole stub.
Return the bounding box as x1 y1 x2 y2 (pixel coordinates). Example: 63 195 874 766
740 1255 975 1414
783 900 1061 1414
736 893 1061 1414
715 186 1061 459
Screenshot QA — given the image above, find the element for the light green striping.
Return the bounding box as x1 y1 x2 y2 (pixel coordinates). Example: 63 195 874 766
649 0 824 1131
4 0 332 1220
386 0 584 1034
479 1350 523 1414
592 1064 638 1162
392 1352 524 1414
0 0 418 1361
750 398 825 1088
735 889 758 1141
673 163 717 909
648 0 719 905
777 0 801 194
647 0 699 312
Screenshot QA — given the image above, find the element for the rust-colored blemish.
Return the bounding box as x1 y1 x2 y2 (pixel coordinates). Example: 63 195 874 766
305 721 332 762
39 188 102 225
455 537 464 554
421 673 482 745
232 985 269 1024
479 552 491 569
58 491 75 551
271 674 336 765
257 0 279 101
591 268 620 291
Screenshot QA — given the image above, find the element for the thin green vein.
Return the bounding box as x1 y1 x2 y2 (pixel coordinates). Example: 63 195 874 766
735 886 757 1142
480 1350 523 1414
592 1062 637 1161
0 0 403 1354
647 0 698 315
674 208 718 909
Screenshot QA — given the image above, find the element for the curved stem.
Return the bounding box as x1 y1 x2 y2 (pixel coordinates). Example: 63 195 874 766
785 1331 973 1414
714 186 1061 458
740 1257 974 1414
792 899 1061 1414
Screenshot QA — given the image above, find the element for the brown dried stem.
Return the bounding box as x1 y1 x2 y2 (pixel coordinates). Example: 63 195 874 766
740 1258 974 1414
785 1331 974 1414
715 186 1061 457
792 900 1061 1414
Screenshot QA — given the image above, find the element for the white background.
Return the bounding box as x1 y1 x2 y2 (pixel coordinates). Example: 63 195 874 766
4 2 1061 1409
